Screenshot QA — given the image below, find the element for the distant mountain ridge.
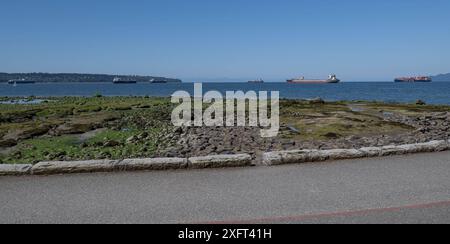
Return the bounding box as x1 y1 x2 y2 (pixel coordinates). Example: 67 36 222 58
432 73 450 82
0 72 182 83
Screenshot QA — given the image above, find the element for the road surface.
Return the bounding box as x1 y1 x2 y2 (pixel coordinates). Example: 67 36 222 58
1 151 450 224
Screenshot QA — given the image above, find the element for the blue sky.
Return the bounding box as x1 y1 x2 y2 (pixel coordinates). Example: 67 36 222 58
1 0 449 81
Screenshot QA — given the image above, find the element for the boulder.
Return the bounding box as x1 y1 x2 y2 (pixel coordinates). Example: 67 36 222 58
309 97 325 104
3 125 51 141
323 132 340 139
416 100 426 105
54 123 95 135
0 138 17 147
103 140 121 147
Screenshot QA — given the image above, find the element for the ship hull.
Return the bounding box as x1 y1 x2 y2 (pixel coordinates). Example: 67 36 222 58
394 79 432 83
287 79 340 84
8 81 36 84
113 81 137 84
394 76 432 83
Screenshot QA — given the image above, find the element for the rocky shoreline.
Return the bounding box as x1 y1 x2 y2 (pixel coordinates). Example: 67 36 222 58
1 97 449 165
159 110 450 164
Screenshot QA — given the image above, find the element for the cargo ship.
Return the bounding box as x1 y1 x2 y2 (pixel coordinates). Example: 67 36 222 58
287 74 340 84
148 77 183 83
394 76 432 82
150 78 168 84
8 79 36 85
113 77 137 84
248 79 264 83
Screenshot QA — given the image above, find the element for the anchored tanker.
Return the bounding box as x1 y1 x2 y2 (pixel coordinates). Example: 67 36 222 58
287 74 340 84
394 76 432 82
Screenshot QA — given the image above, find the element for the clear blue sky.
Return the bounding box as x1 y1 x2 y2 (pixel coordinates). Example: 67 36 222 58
1 0 450 81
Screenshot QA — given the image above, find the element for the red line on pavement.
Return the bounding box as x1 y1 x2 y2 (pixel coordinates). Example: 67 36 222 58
194 200 450 224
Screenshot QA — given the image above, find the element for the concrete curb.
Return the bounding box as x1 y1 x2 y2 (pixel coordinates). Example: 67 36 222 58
188 154 253 169
0 164 32 176
117 158 188 171
262 140 450 166
0 140 449 176
2 154 252 176
31 160 119 175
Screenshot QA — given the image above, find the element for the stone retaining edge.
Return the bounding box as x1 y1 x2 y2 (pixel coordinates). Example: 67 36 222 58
0 164 33 176
1 154 252 176
262 140 450 166
1 140 449 176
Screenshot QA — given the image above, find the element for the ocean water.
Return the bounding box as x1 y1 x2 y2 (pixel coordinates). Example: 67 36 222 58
1 82 450 105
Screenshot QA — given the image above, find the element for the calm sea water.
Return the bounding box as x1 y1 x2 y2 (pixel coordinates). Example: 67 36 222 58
1 82 450 105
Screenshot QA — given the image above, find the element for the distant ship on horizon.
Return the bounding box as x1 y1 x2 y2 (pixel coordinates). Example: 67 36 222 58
113 77 137 84
248 79 264 83
394 76 432 82
149 78 183 83
150 78 168 84
287 74 340 84
8 79 36 85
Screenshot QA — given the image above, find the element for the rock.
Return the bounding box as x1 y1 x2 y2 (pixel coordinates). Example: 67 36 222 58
137 132 149 139
188 154 252 169
173 127 183 134
309 97 325 104
126 136 138 144
31 160 119 175
55 123 95 135
117 158 188 171
286 125 301 134
323 132 340 139
416 100 426 105
98 151 112 159
0 164 32 176
3 125 51 141
103 140 121 147
0 138 17 147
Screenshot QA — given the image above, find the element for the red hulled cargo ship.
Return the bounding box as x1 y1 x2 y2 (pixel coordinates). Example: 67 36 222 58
394 76 432 82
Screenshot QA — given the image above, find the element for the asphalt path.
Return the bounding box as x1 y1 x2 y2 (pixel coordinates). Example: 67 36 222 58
1 151 449 224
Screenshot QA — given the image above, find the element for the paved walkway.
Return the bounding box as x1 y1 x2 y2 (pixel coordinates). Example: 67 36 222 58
1 152 449 224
